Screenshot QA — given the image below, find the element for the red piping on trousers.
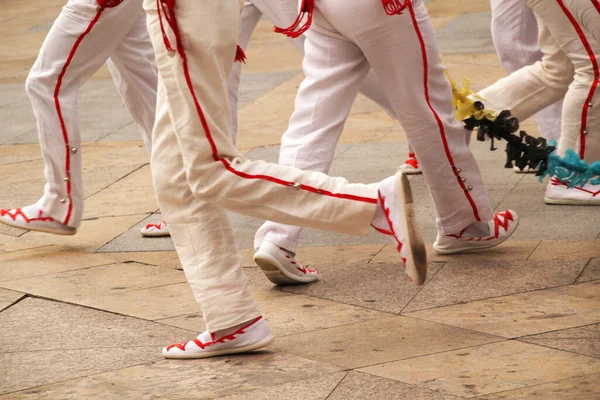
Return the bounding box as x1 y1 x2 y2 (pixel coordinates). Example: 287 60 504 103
407 3 481 221
156 1 377 205
54 7 105 225
556 0 598 159
591 0 600 14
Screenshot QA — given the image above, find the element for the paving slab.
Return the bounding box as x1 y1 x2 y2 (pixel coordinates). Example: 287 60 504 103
0 298 191 395
477 373 600 400
359 341 600 398
327 371 464 400
436 12 495 55
406 288 600 338
1 262 186 302
578 258 600 283
15 213 149 252
271 316 501 369
402 259 587 313
520 323 600 359
92 352 342 400
0 377 162 400
280 262 445 314
216 372 347 400
0 246 117 283
157 286 389 337
529 240 600 261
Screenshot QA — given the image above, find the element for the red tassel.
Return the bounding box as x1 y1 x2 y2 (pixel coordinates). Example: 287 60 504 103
274 0 314 38
235 45 247 64
382 0 410 15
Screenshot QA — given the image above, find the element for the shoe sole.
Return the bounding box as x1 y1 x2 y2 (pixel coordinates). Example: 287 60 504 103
544 197 599 206
253 252 317 285
397 172 428 286
140 231 171 237
0 218 76 236
433 216 520 255
163 335 274 359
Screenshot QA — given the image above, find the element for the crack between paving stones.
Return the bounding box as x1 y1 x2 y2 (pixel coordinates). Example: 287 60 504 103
367 244 387 263
19 293 196 330
573 258 593 284
0 358 164 397
0 293 28 313
467 372 600 400
514 340 600 360
346 339 508 371
82 211 156 222
93 120 139 143
324 371 350 400
492 175 524 211
0 244 54 254
517 321 600 342
0 261 128 284
92 213 155 252
83 163 149 201
398 262 447 315
398 280 590 314
525 240 542 260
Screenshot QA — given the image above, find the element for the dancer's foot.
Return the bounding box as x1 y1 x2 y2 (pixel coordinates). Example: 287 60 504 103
398 152 422 175
140 221 170 237
544 178 600 205
254 241 318 285
433 210 519 255
0 204 76 235
162 316 273 359
372 172 427 286
513 164 537 174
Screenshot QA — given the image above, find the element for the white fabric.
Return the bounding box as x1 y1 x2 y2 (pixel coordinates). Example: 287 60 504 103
255 0 494 253
228 0 395 142
479 0 600 164
27 0 157 227
490 0 563 142
145 0 382 331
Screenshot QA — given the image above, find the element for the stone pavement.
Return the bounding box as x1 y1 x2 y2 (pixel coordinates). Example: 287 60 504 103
1 0 600 399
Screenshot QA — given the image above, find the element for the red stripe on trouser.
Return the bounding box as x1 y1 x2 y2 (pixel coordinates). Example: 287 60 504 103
591 0 600 14
54 7 106 225
407 3 481 221
555 0 598 159
156 1 377 205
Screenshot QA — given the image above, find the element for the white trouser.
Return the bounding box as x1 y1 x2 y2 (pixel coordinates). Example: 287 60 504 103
227 0 395 142
479 0 599 164
145 0 382 331
27 0 157 227
255 0 494 254
490 0 563 142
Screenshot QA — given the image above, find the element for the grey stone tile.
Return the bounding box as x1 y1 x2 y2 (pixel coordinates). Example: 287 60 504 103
327 371 464 400
238 70 301 109
403 259 588 313
281 262 445 314
520 324 600 359
92 352 342 399
99 122 144 143
0 298 191 395
578 258 600 283
437 12 495 55
0 100 37 144
0 84 27 109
